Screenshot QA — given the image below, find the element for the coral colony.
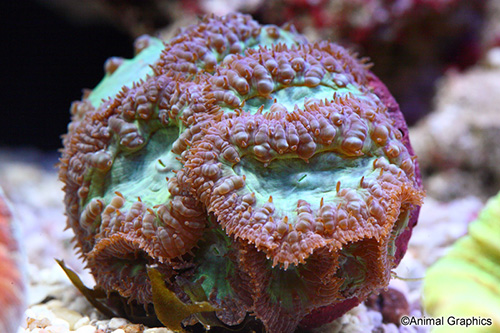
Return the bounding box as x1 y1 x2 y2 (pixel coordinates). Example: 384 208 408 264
0 190 25 333
424 191 500 331
59 13 424 333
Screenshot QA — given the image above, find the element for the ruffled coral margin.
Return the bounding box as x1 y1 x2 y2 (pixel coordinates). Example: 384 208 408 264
59 13 424 333
179 112 422 267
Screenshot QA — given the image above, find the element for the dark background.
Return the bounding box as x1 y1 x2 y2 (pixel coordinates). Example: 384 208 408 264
1 0 133 151
1 0 486 152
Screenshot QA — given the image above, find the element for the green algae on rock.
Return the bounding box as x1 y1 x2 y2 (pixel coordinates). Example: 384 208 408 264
423 192 500 332
59 13 424 333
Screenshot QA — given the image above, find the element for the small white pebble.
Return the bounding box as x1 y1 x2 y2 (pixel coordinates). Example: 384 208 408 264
367 310 383 327
95 320 110 330
107 317 129 330
486 47 500 68
25 315 53 330
75 325 96 333
89 311 100 322
42 325 70 333
383 323 399 333
144 328 175 333
49 318 70 330
73 317 90 330
29 329 44 333
25 305 56 323
67 294 94 315
46 300 65 309
49 307 82 329
112 329 125 333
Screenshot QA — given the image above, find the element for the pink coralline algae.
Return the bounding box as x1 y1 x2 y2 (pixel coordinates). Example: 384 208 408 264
59 13 424 332
0 190 25 333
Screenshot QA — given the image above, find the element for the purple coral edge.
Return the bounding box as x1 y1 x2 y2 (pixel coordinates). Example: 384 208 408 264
366 71 423 265
299 72 423 329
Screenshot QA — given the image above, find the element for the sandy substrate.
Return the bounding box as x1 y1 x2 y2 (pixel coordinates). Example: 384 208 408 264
0 149 483 333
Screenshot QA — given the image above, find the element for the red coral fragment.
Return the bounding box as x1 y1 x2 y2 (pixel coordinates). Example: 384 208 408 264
0 193 25 333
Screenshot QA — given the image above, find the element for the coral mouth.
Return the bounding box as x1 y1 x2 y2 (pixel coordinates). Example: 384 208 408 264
92 127 181 210
233 153 379 223
238 84 363 115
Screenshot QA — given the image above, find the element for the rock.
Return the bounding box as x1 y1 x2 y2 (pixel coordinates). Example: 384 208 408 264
411 53 500 201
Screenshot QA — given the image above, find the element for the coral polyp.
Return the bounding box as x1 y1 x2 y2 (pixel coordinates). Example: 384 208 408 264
59 13 424 332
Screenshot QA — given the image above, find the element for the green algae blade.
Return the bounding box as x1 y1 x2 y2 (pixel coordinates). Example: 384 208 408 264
56 259 118 318
147 267 218 332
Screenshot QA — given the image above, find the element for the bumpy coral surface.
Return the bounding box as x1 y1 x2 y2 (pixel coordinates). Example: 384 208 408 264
0 189 25 333
59 13 424 332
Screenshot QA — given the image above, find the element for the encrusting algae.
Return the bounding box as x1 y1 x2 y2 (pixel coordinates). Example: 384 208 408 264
59 13 424 333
